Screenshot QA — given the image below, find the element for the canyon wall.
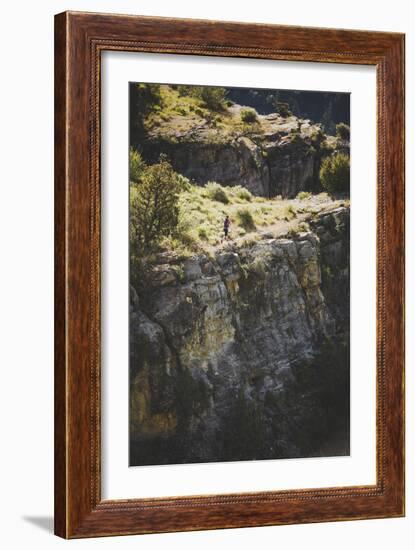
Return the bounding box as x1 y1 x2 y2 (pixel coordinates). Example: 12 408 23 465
129 206 350 465
141 109 348 199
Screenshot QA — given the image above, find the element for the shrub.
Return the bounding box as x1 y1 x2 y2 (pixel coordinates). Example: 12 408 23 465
320 141 335 156
241 107 258 123
178 231 198 249
176 173 192 191
197 227 208 240
276 101 292 118
205 182 229 204
196 86 227 111
320 153 350 193
234 186 253 201
177 85 192 96
194 107 205 118
175 106 187 116
311 129 326 147
129 147 146 184
297 191 311 200
130 156 184 255
336 123 350 141
287 204 296 216
237 208 256 231
287 226 300 238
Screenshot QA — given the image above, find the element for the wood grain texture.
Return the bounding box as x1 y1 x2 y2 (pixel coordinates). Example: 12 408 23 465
54 11 67 538
54 11 405 539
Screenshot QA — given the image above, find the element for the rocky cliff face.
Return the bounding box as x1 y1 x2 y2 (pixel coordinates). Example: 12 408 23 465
141 106 348 199
129 207 350 465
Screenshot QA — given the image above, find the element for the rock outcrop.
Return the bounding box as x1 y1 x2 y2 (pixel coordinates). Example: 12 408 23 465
129 207 350 465
141 106 348 199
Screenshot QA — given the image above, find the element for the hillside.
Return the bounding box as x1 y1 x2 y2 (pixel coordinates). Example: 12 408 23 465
131 84 350 199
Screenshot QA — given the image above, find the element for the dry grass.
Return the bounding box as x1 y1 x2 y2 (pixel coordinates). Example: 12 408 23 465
161 182 305 253
147 179 347 257
145 85 264 142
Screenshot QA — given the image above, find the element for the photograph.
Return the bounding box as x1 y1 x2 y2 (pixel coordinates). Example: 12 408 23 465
128 82 351 467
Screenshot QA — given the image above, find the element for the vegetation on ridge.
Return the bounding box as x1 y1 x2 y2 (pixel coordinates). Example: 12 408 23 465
129 152 349 260
128 83 350 260
320 153 350 194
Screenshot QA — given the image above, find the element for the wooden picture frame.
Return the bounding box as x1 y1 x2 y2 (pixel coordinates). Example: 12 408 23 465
54 11 405 538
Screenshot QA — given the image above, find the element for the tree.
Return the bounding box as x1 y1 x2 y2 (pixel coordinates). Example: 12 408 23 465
320 153 350 193
130 157 183 255
129 147 146 184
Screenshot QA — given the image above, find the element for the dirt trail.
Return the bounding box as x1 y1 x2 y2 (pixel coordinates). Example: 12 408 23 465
215 197 348 252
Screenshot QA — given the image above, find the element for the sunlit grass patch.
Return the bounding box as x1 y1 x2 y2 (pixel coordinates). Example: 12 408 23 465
204 181 230 204
233 186 253 202
144 84 263 141
170 182 302 250
152 180 339 256
236 209 256 231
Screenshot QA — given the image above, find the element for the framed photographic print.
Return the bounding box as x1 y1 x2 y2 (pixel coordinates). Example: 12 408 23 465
54 11 405 538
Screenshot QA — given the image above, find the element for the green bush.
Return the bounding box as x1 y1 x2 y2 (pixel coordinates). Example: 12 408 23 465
241 107 258 123
177 231 197 249
237 208 256 231
311 129 326 147
176 173 192 192
234 186 253 201
320 153 350 193
336 123 350 141
175 106 187 116
130 156 184 255
285 204 297 218
177 85 192 96
197 226 208 240
205 182 229 204
129 147 146 184
276 101 292 118
194 107 205 118
196 86 227 111
297 191 311 200
287 227 300 238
